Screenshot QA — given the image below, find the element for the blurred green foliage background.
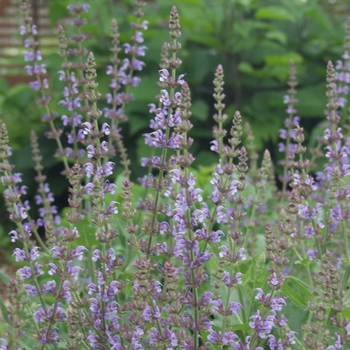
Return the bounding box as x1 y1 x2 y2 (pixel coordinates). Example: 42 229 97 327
0 0 348 246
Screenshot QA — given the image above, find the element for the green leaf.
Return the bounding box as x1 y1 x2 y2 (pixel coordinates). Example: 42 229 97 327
264 52 303 66
282 283 307 307
286 276 313 296
183 48 214 82
0 77 9 95
306 6 333 32
231 322 251 332
281 276 313 307
294 258 311 267
255 6 295 21
129 75 159 102
81 24 100 36
0 270 10 285
191 165 216 195
191 100 209 121
342 307 350 319
265 30 288 45
0 296 9 323
250 257 257 282
59 207 97 249
5 83 32 98
238 62 254 74
48 0 70 26
235 0 259 7
173 0 203 5
283 302 309 338
180 6 212 33
128 114 149 135
18 334 39 349
297 84 327 117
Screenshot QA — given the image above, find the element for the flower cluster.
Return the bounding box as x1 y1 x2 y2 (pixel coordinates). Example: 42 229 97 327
335 17 350 109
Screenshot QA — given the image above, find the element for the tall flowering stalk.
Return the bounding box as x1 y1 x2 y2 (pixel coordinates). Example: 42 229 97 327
30 130 61 248
0 123 51 345
19 0 70 172
335 16 350 122
66 4 89 89
318 61 350 263
81 52 126 349
244 121 259 180
309 60 350 349
129 6 203 348
104 1 148 177
278 60 299 194
206 66 251 347
211 64 228 163
140 5 184 256
57 24 85 164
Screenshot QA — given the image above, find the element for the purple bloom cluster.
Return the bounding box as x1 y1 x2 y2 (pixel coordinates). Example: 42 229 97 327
335 46 350 108
278 116 300 154
19 3 48 96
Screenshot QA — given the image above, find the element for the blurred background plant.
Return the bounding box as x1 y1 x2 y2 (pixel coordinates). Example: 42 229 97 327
0 0 348 247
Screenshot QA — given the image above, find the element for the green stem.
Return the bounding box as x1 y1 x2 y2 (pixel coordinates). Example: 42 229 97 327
243 188 260 249
221 287 232 336
146 135 169 256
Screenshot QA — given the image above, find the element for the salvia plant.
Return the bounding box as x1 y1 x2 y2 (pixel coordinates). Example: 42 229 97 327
1 0 350 349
